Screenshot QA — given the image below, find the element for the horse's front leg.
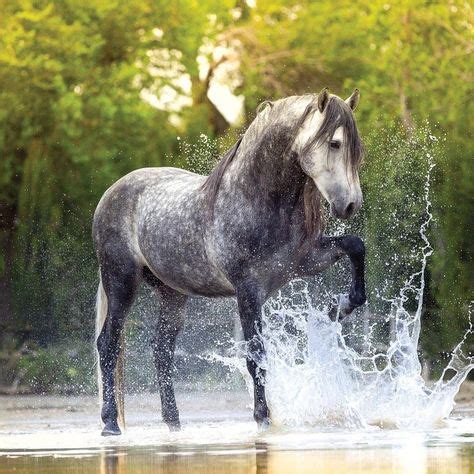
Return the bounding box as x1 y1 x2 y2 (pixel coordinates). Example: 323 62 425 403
319 235 367 320
236 285 270 428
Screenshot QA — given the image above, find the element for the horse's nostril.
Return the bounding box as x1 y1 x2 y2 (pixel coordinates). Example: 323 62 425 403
345 202 355 217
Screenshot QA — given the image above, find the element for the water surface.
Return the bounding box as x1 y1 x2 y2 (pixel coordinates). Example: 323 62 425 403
1 392 472 473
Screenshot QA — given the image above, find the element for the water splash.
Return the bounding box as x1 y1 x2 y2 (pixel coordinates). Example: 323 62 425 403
211 149 473 430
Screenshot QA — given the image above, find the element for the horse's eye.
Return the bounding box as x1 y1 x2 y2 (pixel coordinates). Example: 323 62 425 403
330 140 341 150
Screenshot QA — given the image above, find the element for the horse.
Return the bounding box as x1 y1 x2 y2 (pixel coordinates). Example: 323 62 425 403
93 88 367 436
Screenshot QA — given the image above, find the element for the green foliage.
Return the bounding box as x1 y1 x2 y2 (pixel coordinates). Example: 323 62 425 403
17 341 95 394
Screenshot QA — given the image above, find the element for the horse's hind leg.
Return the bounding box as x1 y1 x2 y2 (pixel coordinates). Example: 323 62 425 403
152 285 187 431
96 252 139 436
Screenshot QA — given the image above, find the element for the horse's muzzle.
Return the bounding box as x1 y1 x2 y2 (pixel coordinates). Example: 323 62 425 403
330 200 360 219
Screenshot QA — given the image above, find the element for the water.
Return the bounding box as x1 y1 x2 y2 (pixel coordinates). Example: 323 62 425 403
2 443 473 474
0 393 473 473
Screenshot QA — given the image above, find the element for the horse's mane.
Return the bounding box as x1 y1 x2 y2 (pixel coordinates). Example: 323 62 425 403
201 93 363 239
200 136 243 211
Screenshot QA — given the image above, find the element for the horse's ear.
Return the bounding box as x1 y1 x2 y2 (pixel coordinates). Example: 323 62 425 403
346 89 360 111
317 88 330 113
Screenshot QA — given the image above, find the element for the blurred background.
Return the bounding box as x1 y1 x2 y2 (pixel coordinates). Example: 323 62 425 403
0 0 472 395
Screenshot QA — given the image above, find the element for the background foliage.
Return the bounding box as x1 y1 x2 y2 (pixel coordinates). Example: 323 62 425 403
0 0 472 392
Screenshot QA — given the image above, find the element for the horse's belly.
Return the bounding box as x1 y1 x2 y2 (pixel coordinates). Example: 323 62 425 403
143 249 235 297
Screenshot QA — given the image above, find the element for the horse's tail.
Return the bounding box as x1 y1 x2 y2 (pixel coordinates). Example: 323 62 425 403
95 275 125 430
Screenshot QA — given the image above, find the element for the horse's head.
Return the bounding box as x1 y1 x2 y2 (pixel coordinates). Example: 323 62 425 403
293 88 363 220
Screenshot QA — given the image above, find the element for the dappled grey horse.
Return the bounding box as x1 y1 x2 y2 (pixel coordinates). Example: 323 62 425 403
93 88 367 436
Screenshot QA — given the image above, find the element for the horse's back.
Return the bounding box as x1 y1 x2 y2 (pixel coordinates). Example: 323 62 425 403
93 167 203 263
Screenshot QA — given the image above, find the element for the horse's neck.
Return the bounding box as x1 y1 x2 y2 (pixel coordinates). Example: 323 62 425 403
227 125 306 206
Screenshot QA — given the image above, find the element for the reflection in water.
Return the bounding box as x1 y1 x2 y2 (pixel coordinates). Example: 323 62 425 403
97 444 263 474
100 448 125 474
1 443 473 474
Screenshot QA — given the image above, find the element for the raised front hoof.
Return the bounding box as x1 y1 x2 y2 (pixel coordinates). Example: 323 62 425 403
101 423 122 436
329 294 361 322
328 304 341 322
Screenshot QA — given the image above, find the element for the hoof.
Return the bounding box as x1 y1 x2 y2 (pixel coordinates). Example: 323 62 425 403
329 294 355 321
328 304 339 322
165 418 181 432
101 423 121 436
255 406 271 431
257 417 271 431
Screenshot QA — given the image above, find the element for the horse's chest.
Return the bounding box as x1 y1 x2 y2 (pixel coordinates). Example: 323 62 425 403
215 215 301 284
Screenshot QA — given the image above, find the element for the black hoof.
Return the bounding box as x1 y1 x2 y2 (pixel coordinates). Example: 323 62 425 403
101 422 121 436
254 406 271 430
328 305 339 322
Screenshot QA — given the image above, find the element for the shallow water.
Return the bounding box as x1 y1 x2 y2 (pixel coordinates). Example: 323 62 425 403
0 393 473 473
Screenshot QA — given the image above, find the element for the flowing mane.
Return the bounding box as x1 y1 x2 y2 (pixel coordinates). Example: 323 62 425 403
201 93 363 239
